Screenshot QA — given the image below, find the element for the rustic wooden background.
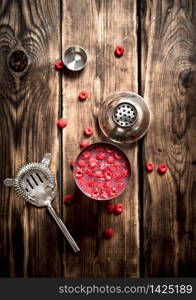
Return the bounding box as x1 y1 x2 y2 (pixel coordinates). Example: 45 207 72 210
0 0 195 278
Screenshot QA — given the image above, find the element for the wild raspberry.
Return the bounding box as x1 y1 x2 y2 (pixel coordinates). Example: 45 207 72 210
84 127 93 137
146 161 154 172
64 194 74 204
114 203 124 214
157 164 168 174
79 91 88 100
57 118 67 128
115 46 125 57
55 60 64 70
103 228 113 238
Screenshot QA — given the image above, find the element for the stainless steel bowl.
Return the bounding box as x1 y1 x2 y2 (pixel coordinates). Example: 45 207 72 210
63 46 87 71
98 91 150 144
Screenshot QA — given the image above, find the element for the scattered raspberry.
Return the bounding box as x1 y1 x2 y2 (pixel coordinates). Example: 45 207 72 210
57 118 67 128
157 164 168 174
64 194 74 204
115 45 125 57
106 203 115 213
79 91 88 101
96 152 105 160
84 127 93 137
80 139 90 148
114 203 124 214
55 60 64 70
103 227 113 239
107 156 114 164
70 159 75 169
146 161 154 172
78 159 86 168
75 169 83 178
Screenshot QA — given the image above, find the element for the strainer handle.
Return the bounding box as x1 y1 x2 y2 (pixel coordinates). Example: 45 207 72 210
47 204 80 253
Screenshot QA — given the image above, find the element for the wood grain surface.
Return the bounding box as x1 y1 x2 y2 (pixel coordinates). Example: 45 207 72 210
0 0 195 278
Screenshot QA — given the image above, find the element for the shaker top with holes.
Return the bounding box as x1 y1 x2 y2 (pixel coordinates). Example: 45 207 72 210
98 91 150 144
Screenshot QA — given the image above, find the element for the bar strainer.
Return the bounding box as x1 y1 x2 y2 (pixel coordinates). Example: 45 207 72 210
4 153 80 253
98 91 150 144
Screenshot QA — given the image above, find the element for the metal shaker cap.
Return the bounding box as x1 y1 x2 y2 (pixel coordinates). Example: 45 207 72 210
63 46 87 71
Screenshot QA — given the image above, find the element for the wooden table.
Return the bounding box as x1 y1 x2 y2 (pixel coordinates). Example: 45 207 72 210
0 0 195 278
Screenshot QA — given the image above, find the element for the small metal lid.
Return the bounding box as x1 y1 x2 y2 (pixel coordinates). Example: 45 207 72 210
63 46 87 71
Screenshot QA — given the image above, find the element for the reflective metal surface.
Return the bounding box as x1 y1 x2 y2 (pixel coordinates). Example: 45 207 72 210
63 46 87 71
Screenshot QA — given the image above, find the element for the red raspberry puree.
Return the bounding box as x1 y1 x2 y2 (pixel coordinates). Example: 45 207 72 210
73 143 131 200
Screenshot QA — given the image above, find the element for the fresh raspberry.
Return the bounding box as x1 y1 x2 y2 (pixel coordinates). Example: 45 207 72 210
85 168 93 176
107 156 114 164
94 170 103 178
77 178 85 186
70 159 75 169
117 182 125 190
157 164 168 174
100 191 108 199
99 161 107 170
114 152 123 160
55 60 64 70
92 189 99 198
57 118 67 128
88 178 96 187
64 194 74 204
79 91 88 101
106 146 113 153
96 152 105 160
115 45 125 57
103 227 113 238
80 139 90 148
106 203 115 213
84 127 93 137
97 181 105 190
146 161 154 172
104 170 113 181
75 169 83 178
104 181 112 190
78 159 86 168
82 151 91 159
113 172 122 180
83 186 92 195
88 158 97 168
114 203 124 214
121 169 128 177
96 146 104 152
114 161 121 168
110 187 118 197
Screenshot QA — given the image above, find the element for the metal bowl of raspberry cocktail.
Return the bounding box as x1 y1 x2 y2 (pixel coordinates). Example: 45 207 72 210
73 142 131 201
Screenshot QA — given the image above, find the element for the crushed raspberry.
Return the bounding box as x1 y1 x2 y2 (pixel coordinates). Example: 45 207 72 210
84 127 93 137
104 170 113 181
57 118 67 128
75 169 83 178
96 152 105 160
103 227 113 238
115 45 125 57
107 156 114 164
80 139 90 148
114 203 124 214
94 170 103 178
121 169 128 177
55 60 64 70
110 187 117 197
88 178 96 187
82 151 91 159
114 152 123 160
64 194 74 204
106 203 115 213
70 159 75 169
78 159 86 168
92 189 99 198
79 91 88 101
157 164 168 174
88 158 97 168
146 161 154 172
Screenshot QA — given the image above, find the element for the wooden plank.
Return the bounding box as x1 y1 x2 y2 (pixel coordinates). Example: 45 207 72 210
62 0 139 277
0 0 62 277
141 0 196 276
